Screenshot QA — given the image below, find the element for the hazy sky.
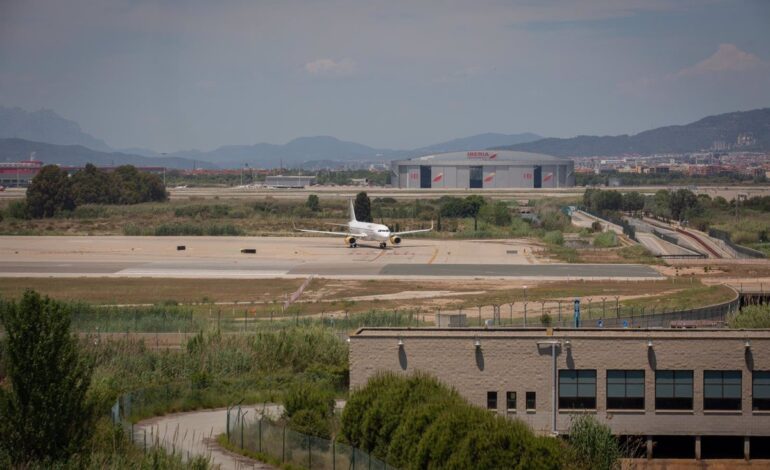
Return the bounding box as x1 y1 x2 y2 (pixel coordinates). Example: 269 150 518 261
1 0 769 152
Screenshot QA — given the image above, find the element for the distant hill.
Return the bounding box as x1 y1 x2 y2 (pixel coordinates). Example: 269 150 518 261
171 136 396 168
412 132 541 155
170 134 544 168
0 106 112 152
0 138 215 170
502 108 770 157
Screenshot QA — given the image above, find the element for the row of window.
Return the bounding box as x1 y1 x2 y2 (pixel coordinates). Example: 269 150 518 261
486 370 770 412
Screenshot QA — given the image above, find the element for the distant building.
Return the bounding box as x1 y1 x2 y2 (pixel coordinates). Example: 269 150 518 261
265 175 316 188
391 150 575 189
0 159 43 187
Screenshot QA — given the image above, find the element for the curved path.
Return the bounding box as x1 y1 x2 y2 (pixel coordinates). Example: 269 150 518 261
133 405 283 470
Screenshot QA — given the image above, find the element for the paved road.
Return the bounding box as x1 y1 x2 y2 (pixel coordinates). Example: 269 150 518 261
0 259 662 279
134 405 283 470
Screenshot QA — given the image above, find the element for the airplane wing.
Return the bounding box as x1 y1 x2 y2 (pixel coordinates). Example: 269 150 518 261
393 222 433 236
294 227 368 238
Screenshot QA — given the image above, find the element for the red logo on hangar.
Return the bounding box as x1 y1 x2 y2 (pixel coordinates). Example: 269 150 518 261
467 151 497 160
483 172 495 183
432 173 444 183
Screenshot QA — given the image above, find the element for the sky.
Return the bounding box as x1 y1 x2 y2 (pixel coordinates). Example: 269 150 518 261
1 0 769 152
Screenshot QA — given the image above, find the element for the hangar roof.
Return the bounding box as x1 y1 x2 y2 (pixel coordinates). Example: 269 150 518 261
393 150 570 166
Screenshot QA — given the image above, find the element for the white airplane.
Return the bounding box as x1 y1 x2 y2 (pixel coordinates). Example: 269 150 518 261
295 199 432 249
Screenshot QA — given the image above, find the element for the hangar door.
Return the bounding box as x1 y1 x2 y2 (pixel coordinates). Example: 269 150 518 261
533 166 542 188
420 166 432 188
469 166 483 189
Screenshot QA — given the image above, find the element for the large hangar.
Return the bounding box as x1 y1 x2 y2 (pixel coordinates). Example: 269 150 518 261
391 150 574 189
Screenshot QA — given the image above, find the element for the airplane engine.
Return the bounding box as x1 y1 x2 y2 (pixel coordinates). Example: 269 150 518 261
389 235 402 245
345 236 357 246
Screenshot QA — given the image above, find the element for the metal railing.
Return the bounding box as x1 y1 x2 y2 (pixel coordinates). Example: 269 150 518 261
227 409 392 470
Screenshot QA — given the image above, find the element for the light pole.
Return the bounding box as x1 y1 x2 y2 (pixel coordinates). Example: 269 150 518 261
524 302 528 327
602 297 606 318
614 296 620 318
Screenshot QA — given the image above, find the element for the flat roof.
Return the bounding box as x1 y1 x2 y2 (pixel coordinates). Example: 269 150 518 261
393 150 570 166
353 327 770 339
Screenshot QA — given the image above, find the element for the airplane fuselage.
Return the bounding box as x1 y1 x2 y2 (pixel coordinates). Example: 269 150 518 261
349 221 392 242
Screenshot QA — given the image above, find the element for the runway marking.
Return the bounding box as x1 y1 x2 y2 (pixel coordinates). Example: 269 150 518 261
428 248 439 264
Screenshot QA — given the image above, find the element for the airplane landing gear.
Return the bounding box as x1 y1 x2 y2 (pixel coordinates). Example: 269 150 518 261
349 242 358 248
379 242 387 249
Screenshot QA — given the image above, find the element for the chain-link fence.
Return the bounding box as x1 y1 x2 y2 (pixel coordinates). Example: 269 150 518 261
226 409 392 470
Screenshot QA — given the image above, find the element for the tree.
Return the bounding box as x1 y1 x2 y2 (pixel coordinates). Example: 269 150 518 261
0 291 94 464
306 194 320 212
354 191 372 222
25 165 75 218
669 189 698 222
464 195 486 231
621 192 645 214
70 163 116 205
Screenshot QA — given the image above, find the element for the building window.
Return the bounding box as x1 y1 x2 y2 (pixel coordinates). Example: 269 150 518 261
487 391 497 410
526 392 536 410
704 371 741 410
559 369 597 409
655 370 693 410
607 370 645 410
753 371 770 411
506 391 517 411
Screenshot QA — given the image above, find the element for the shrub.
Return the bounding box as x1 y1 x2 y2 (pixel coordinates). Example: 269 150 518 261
283 382 335 438
567 415 623 470
593 231 618 248
6 200 29 219
510 217 533 237
478 201 512 226
543 230 564 246
341 373 565 469
728 305 770 329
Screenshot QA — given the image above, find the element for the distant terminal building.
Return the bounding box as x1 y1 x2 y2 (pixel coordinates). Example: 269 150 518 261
265 175 316 188
390 150 574 189
0 159 166 188
0 159 43 187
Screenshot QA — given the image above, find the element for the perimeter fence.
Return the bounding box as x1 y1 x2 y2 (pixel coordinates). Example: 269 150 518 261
226 408 392 470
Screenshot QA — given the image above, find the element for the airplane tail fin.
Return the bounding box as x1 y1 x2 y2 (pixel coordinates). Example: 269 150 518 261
349 198 357 223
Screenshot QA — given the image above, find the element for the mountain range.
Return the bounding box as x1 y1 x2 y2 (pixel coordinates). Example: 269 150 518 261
0 138 216 170
1 105 769 169
501 108 770 157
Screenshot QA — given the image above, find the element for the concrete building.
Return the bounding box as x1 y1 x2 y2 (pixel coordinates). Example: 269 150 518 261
390 150 574 189
264 175 316 188
350 328 770 460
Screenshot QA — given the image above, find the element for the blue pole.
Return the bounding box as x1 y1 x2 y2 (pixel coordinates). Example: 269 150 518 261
573 299 581 328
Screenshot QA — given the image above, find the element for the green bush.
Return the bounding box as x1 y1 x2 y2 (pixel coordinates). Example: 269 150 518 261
543 230 564 246
478 201 512 226
341 373 565 469
6 200 30 219
593 231 619 248
728 305 770 329
510 217 534 237
283 382 335 438
567 415 623 470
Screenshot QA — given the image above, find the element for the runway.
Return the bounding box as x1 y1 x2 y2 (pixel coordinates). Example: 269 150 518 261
0 236 663 280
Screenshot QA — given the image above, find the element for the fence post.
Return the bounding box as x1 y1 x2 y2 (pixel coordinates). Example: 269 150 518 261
259 418 262 453
308 435 312 468
333 440 336 470
282 425 286 462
